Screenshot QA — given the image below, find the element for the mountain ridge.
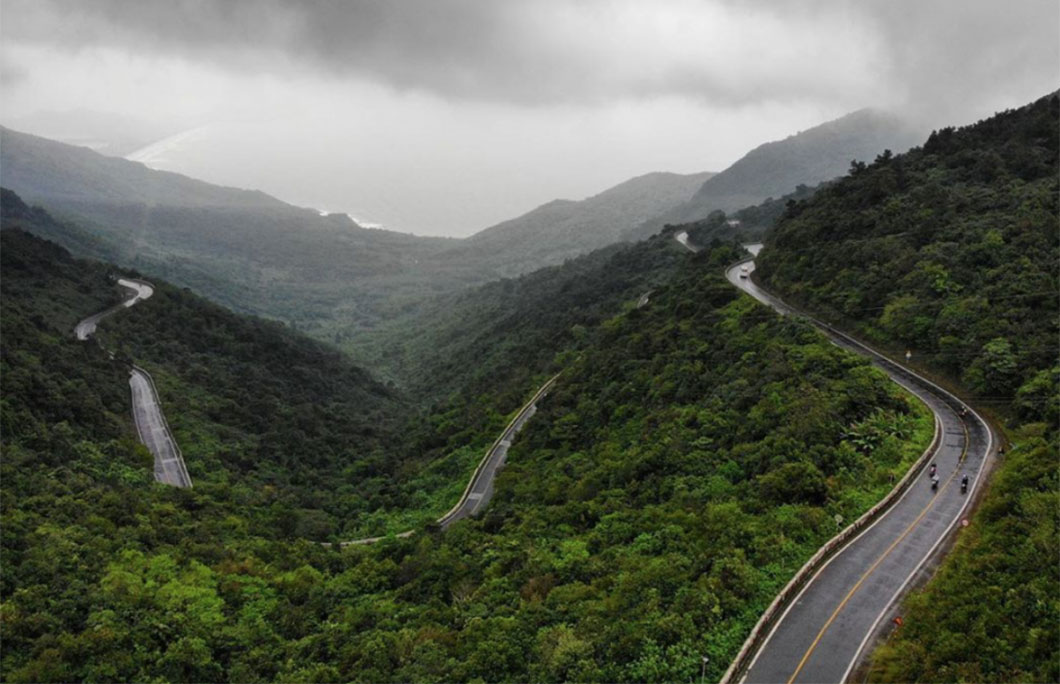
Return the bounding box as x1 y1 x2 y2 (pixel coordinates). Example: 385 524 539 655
439 169 715 277
631 108 923 239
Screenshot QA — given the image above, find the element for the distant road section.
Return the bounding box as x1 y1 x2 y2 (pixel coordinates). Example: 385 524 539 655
436 377 557 529
74 278 154 340
675 230 695 252
74 278 192 488
336 373 560 545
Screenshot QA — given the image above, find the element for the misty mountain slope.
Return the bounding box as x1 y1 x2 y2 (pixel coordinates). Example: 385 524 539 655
440 170 714 277
0 125 286 209
0 127 484 330
354 228 691 397
2 109 182 157
631 109 923 240
370 182 827 402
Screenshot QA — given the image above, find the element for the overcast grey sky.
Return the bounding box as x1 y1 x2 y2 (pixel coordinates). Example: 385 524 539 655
2 0 1057 236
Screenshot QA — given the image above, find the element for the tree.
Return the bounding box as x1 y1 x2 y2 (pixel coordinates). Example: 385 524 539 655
964 337 1019 395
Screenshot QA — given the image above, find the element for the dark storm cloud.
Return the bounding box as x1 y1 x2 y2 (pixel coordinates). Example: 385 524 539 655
3 0 1057 111
2 0 580 101
0 0 877 105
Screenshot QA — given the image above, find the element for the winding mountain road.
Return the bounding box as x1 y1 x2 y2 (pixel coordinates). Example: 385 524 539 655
75 278 192 488
75 274 556 530
79 232 991 679
714 243 995 683
337 373 560 545
74 278 154 340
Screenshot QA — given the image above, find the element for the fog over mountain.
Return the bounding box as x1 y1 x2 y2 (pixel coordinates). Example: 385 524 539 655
3 0 1055 236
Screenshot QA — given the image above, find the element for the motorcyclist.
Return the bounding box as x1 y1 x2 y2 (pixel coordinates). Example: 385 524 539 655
929 463 937 477
961 474 969 493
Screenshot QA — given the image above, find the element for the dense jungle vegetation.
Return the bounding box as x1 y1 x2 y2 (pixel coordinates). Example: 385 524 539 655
753 93 1059 682
0 218 935 680
348 230 687 394
0 214 559 543
0 190 671 540
756 94 1058 411
3 93 1055 683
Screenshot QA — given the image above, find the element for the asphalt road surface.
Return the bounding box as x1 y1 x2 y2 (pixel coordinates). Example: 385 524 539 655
74 278 192 488
337 374 559 545
130 368 192 488
74 278 154 340
724 247 994 684
438 402 541 529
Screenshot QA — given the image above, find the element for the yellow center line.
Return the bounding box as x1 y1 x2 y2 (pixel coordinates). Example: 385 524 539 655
785 416 970 684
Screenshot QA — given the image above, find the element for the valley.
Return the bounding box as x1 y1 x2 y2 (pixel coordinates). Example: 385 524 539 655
0 103 922 367
1 64 1056 683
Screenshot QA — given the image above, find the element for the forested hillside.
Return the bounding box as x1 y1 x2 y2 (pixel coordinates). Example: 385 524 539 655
754 92 1059 682
757 94 1058 410
441 171 713 277
353 183 826 404
1 223 936 680
352 231 687 393
632 109 922 240
0 225 432 541
337 230 697 533
4 93 1054 681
